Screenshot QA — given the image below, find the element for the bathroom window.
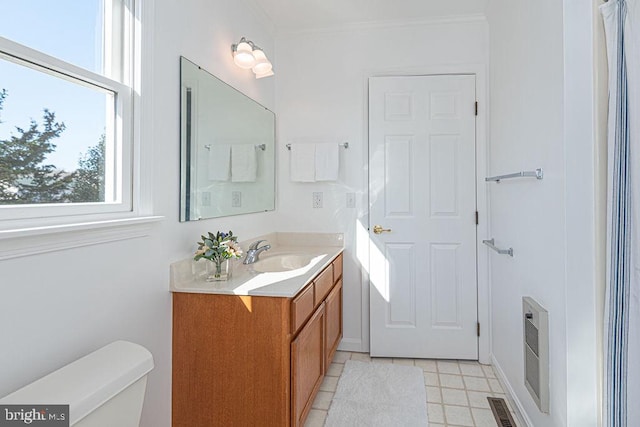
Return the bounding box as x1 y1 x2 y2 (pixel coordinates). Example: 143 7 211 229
0 0 136 224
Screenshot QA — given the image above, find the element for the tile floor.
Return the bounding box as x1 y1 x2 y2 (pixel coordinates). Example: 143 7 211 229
304 351 519 427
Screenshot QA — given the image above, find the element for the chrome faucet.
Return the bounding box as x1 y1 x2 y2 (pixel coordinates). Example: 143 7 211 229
243 240 271 264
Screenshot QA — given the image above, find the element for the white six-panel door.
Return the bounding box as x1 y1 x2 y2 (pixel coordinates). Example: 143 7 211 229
369 75 478 359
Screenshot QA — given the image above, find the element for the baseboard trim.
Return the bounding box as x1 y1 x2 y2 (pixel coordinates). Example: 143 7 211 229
337 338 363 352
491 355 534 427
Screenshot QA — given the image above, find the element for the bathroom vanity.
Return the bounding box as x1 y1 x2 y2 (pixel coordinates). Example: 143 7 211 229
170 233 344 427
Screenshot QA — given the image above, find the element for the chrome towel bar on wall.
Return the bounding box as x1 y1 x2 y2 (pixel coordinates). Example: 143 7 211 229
286 142 349 150
485 168 543 183
204 144 266 151
482 238 514 257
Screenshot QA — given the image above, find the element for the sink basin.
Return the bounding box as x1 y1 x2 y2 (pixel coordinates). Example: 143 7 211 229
252 254 313 273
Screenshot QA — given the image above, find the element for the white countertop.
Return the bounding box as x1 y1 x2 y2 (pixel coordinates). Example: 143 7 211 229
170 232 344 298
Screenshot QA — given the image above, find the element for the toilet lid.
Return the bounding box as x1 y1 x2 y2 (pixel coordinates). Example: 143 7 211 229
0 340 154 425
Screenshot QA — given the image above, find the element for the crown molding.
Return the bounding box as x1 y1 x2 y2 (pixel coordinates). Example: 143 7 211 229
275 13 488 38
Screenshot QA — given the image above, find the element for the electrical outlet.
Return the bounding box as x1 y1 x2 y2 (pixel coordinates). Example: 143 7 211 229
232 191 242 207
312 192 323 208
201 191 211 206
346 192 356 208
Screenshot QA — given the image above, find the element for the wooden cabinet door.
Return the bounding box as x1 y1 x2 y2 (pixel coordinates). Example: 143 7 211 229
325 279 343 368
291 303 325 427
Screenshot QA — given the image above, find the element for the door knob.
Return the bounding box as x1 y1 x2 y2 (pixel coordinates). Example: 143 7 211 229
373 225 392 234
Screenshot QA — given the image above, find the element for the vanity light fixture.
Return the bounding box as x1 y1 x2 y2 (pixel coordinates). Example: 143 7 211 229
232 38 255 69
231 37 274 78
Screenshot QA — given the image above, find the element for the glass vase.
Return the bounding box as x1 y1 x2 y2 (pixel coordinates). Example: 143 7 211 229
206 259 230 282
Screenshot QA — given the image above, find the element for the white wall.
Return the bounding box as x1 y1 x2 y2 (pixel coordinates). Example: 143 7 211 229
563 2 601 426
274 18 489 352
592 2 609 424
0 1 277 426
487 1 600 426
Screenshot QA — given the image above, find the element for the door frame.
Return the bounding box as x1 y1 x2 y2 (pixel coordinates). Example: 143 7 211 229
360 63 490 364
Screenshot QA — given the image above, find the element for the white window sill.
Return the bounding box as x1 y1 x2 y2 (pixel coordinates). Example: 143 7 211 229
0 216 164 261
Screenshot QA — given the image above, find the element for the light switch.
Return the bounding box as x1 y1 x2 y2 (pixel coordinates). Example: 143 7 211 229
346 192 356 208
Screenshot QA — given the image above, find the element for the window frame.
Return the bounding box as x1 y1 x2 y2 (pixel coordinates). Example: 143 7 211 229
0 0 136 230
0 0 164 261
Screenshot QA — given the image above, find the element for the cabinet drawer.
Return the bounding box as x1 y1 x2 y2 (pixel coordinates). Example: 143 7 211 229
292 283 315 333
332 253 343 283
314 265 334 307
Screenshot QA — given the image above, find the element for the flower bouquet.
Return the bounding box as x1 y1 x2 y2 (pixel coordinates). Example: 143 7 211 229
194 231 243 281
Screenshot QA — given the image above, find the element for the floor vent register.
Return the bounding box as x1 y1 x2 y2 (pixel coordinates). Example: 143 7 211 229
487 397 517 427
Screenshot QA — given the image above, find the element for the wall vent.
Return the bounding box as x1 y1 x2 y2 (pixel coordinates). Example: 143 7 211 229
523 296 549 413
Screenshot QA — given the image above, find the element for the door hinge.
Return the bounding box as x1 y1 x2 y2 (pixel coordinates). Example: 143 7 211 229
477 322 481 337
475 211 479 225
475 101 478 116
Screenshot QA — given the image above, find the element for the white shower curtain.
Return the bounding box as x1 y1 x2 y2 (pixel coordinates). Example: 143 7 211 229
602 0 640 426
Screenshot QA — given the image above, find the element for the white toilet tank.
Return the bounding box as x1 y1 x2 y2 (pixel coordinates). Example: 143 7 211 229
0 340 154 427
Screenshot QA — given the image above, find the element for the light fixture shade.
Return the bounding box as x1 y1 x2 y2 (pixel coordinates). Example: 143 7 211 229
255 69 274 79
233 40 255 69
231 37 273 76
251 48 273 75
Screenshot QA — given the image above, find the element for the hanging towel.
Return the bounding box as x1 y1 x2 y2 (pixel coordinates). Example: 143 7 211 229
290 143 316 182
315 143 340 181
231 144 257 182
207 144 231 181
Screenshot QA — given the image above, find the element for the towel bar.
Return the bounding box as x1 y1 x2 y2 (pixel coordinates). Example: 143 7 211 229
204 144 266 151
485 168 543 183
286 142 349 150
482 238 514 257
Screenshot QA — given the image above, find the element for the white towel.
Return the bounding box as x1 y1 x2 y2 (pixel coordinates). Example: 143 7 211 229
207 144 230 181
289 143 316 182
231 144 257 182
315 143 340 181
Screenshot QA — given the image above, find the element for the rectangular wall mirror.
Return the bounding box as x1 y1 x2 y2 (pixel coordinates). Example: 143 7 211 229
180 56 275 221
